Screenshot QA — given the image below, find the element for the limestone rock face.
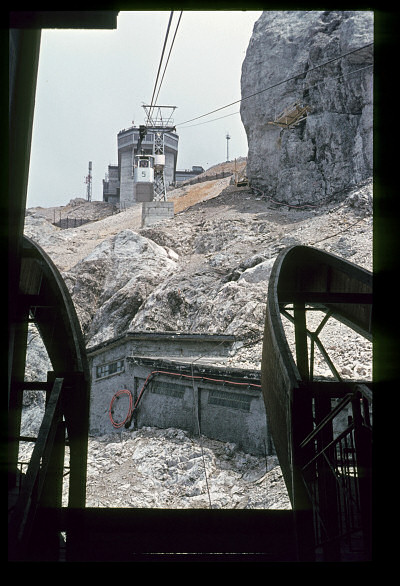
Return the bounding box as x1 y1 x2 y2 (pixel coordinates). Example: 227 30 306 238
240 10 373 205
63 229 177 346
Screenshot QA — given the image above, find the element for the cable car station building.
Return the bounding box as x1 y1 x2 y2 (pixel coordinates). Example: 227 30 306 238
103 125 179 209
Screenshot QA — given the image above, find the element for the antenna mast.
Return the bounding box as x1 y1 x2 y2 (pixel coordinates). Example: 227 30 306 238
85 161 92 202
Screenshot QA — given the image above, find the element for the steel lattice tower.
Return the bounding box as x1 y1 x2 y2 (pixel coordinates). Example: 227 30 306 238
142 105 177 201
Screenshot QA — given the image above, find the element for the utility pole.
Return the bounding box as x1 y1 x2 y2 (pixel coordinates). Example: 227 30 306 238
226 133 231 162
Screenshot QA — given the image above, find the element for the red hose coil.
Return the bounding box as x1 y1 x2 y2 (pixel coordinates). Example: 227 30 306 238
109 389 133 429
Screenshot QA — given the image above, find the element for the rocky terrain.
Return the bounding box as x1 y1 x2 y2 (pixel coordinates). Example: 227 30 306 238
24 175 372 374
28 197 119 226
18 426 290 510
240 10 373 205
22 171 372 510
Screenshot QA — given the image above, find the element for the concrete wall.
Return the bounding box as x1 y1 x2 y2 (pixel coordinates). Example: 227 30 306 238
119 149 134 209
88 332 236 360
87 333 270 456
142 201 174 227
164 150 176 187
130 361 268 456
103 165 120 204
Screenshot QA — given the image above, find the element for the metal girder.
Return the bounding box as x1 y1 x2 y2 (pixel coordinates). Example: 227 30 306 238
280 306 343 381
279 292 373 304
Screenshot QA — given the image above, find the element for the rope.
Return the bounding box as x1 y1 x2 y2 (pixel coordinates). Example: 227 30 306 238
190 363 212 509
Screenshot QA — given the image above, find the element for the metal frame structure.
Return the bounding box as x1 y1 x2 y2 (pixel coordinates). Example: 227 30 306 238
143 104 176 129
153 131 167 200
141 105 177 200
85 161 92 202
8 236 91 561
261 245 372 561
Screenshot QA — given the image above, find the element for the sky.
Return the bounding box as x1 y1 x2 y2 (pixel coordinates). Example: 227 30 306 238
26 10 262 208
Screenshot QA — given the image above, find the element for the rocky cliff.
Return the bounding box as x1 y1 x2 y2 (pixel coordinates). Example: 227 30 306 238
240 10 373 205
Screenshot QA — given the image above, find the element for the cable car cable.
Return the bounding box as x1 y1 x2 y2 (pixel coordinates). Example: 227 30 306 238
175 41 373 128
154 11 183 107
178 63 373 129
148 11 174 123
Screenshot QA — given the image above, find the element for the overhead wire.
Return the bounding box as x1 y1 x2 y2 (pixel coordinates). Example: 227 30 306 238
178 63 373 130
148 9 312 127
154 11 183 107
148 11 174 122
175 41 373 128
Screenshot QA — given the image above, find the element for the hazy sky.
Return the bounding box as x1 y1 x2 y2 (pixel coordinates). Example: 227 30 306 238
27 10 262 208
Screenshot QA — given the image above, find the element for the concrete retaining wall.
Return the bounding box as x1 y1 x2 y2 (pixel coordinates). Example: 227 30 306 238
142 201 174 227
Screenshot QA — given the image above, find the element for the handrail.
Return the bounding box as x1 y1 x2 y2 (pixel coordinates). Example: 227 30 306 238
300 395 372 557
300 393 354 449
301 421 355 472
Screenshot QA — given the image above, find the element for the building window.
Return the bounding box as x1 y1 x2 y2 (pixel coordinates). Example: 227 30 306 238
150 381 185 399
96 359 125 379
207 389 252 412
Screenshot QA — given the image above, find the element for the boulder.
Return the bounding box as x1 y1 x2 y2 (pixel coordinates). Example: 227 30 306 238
63 229 177 346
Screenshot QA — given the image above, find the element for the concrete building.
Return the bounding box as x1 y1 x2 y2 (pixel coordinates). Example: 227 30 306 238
175 166 205 184
102 164 119 205
87 332 272 457
102 126 179 209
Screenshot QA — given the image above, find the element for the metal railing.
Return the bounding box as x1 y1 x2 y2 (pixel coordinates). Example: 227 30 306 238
300 385 372 560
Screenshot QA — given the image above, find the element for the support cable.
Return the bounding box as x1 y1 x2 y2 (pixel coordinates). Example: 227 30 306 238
179 63 373 130
175 42 373 128
154 11 183 107
148 11 174 123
